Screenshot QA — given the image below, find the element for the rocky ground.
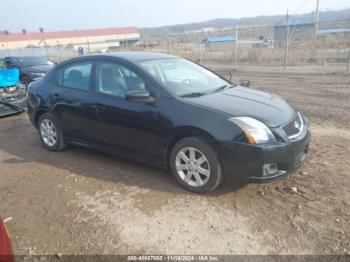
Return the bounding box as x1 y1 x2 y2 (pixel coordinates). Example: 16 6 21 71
0 71 349 255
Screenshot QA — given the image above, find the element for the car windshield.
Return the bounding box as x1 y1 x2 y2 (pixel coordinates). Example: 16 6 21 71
19 57 54 67
139 58 231 97
0 59 6 68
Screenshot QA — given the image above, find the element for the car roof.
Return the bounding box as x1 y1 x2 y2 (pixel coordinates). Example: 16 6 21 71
63 52 179 64
105 52 179 62
5 56 47 59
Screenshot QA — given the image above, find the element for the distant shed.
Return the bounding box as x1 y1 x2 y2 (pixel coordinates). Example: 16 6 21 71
274 19 315 47
202 35 236 50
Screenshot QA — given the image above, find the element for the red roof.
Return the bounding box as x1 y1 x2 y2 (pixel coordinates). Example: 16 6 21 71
0 27 139 42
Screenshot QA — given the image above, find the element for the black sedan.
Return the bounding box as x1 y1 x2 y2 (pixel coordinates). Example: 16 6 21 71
27 52 310 193
4 56 55 85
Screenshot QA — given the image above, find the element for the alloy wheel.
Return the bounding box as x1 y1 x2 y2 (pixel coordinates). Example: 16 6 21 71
175 147 211 187
40 119 57 147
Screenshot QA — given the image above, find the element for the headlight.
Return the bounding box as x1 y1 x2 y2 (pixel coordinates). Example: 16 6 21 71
31 72 45 77
229 117 276 144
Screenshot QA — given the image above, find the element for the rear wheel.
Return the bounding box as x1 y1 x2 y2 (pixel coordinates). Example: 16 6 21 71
38 113 67 151
170 137 223 193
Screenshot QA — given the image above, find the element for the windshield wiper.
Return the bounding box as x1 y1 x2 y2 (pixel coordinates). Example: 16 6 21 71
210 84 235 94
180 84 235 98
180 92 206 98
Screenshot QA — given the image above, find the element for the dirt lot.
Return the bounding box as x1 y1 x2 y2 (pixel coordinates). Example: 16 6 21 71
0 71 349 255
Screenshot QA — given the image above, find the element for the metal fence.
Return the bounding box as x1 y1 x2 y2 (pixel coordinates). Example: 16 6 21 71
157 19 350 73
0 47 75 60
1 20 349 74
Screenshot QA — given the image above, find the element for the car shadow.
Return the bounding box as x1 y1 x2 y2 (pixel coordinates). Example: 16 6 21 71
0 117 247 196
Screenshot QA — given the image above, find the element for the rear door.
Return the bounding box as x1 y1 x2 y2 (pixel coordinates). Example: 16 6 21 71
51 61 95 141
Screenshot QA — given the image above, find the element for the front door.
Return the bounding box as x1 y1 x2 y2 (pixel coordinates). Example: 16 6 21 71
90 61 159 158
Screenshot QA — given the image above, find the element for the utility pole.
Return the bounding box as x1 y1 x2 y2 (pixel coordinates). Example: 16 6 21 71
348 15 350 73
284 10 289 69
198 32 202 64
235 25 239 68
314 0 320 40
168 34 172 54
124 35 129 50
145 35 148 49
347 48 350 73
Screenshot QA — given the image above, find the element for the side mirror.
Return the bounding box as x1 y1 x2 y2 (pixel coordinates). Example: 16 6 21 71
239 80 251 87
125 90 155 104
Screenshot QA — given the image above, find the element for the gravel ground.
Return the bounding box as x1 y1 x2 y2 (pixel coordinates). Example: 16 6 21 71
0 71 349 255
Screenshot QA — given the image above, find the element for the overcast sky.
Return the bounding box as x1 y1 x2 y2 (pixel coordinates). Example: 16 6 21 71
1 0 349 32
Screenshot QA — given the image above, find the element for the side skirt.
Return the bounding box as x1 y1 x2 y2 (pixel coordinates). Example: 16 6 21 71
67 138 168 170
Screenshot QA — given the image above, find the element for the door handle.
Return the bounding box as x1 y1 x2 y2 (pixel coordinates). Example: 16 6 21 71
92 104 106 111
72 101 82 108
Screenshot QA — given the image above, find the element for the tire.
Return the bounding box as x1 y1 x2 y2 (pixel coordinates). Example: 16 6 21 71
38 112 67 151
20 75 31 86
170 137 223 193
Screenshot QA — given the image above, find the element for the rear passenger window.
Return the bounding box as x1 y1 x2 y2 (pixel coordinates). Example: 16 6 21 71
61 62 92 91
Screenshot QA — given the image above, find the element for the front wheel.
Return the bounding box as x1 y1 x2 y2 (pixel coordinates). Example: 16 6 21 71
170 137 223 193
38 113 67 151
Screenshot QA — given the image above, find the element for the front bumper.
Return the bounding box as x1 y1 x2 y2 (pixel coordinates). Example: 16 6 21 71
220 121 310 182
0 86 27 117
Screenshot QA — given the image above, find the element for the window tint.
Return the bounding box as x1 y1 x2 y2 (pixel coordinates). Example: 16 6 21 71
96 62 146 98
61 62 92 91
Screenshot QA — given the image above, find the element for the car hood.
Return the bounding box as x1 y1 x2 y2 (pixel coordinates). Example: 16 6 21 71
188 86 296 127
24 64 54 73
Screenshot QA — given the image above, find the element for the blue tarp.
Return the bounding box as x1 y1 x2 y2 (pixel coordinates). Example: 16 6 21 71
0 69 19 87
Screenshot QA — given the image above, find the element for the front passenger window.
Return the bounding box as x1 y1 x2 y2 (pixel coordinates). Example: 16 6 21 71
96 62 146 98
61 62 92 91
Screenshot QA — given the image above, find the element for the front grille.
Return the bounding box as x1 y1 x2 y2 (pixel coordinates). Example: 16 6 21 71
283 113 303 138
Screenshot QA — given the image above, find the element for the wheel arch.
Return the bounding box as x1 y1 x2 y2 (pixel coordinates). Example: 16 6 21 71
165 126 220 167
34 108 50 128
